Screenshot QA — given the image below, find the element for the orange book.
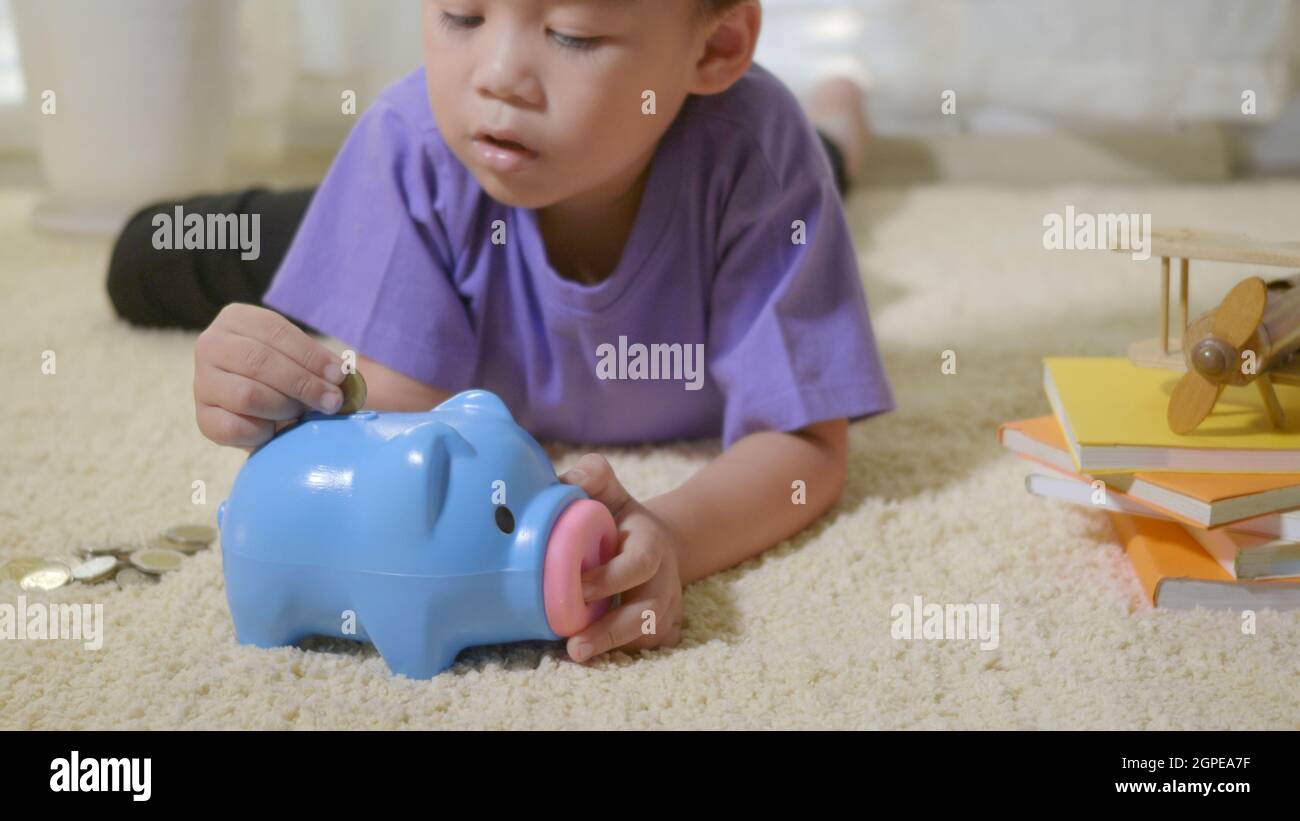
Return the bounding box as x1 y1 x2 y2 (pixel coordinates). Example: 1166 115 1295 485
998 416 1300 528
1106 511 1300 610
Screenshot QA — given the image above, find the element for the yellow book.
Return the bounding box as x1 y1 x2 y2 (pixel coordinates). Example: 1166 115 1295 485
1043 357 1300 474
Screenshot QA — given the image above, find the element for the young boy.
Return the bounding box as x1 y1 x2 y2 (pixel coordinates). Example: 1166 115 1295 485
186 0 894 665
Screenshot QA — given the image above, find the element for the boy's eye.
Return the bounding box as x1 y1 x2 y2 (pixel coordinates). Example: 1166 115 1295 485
439 12 483 31
548 30 600 52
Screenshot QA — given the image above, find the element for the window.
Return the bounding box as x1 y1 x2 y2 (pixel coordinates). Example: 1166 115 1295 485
0 0 20 106
0 0 32 150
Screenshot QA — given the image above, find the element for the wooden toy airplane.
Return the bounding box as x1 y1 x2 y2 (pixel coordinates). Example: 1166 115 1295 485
1116 228 1300 434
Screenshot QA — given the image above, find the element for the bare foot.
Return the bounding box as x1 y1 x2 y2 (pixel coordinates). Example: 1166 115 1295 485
804 76 871 186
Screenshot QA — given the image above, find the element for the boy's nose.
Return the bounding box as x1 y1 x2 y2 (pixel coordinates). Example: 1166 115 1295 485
475 41 544 108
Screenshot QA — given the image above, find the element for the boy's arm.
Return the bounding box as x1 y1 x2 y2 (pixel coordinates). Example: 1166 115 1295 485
328 352 848 586
356 354 450 411
643 418 849 585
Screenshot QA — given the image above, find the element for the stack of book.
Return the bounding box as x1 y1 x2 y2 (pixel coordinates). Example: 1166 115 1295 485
998 357 1300 609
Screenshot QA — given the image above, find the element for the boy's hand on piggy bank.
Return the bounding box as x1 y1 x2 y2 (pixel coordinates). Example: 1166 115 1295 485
194 303 348 449
559 454 684 663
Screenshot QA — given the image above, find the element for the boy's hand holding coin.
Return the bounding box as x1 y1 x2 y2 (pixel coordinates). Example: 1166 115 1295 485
194 303 357 450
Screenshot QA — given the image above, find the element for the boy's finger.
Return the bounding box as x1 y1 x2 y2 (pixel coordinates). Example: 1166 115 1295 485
228 304 346 384
196 403 275 450
580 528 659 601
195 365 311 422
210 335 343 414
619 607 683 653
566 601 647 663
558 453 632 518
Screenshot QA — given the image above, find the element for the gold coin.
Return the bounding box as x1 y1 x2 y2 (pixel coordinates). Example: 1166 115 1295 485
72 556 120 584
163 524 217 547
129 547 186 575
338 370 367 415
20 563 72 591
81 542 133 558
2 557 47 582
115 567 158 588
156 537 203 555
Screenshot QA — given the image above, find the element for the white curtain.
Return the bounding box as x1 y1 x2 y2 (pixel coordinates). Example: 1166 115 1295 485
4 0 1299 168
230 0 422 162
222 0 1300 157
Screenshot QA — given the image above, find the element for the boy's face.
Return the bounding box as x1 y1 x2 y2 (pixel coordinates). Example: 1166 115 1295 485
422 0 705 210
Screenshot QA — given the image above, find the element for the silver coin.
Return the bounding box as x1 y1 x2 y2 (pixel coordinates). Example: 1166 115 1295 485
46 557 85 577
115 567 158 588
163 524 217 547
19 563 72 591
72 556 120 584
129 547 186 575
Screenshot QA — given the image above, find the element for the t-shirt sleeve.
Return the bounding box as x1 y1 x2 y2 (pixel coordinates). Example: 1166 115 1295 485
707 163 896 448
260 98 477 393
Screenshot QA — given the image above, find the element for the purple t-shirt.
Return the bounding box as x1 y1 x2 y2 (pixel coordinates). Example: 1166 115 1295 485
262 64 895 448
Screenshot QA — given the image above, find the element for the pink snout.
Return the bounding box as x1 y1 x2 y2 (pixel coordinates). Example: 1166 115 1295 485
543 499 618 637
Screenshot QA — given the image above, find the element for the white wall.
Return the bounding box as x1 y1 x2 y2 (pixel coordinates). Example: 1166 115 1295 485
757 0 1300 134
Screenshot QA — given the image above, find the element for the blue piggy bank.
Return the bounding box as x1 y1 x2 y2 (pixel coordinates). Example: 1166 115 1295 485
217 389 618 678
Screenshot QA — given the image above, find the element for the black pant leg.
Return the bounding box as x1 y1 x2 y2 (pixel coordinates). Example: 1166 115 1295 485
106 187 317 331
815 129 850 199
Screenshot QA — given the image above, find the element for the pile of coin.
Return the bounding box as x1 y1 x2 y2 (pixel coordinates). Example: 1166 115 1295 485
0 523 218 592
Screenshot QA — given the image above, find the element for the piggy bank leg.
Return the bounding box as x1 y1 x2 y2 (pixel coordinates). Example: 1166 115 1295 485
359 601 460 679
231 611 306 649
225 562 307 648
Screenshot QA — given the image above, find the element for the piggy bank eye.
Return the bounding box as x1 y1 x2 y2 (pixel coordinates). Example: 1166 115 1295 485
495 506 515 534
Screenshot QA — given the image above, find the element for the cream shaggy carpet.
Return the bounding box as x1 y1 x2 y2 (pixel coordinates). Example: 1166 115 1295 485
3 180 1299 730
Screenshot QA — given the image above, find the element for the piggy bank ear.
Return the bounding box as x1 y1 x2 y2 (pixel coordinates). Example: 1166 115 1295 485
389 421 474 530
435 390 515 422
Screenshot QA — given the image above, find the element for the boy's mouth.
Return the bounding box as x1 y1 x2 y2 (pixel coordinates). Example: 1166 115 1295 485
472 129 539 173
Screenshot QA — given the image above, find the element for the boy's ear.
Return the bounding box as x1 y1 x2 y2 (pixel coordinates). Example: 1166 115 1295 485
689 1 762 96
